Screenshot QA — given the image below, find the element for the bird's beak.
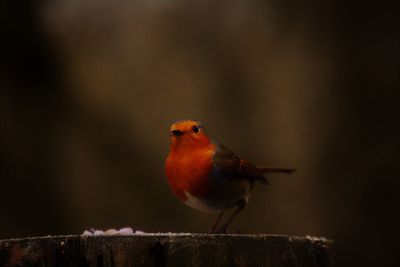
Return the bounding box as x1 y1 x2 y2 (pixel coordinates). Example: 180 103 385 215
171 130 185 137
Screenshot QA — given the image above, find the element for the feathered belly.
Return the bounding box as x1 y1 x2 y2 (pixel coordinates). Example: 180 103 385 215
166 149 252 212
166 156 213 202
181 169 252 213
183 180 251 212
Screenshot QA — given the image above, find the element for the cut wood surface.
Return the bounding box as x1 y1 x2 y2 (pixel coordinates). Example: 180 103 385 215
0 233 332 267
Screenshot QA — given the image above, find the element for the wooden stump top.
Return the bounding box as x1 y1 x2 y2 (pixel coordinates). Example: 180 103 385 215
0 233 332 267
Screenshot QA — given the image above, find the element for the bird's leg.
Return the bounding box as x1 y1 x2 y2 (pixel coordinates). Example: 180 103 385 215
210 212 224 233
216 199 246 233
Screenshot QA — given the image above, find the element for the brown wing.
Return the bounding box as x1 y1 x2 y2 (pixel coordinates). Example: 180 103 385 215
213 143 270 185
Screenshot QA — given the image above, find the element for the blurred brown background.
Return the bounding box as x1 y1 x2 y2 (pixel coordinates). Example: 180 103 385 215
1 0 398 266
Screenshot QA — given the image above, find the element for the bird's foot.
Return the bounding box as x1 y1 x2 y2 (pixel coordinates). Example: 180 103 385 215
210 227 242 234
210 225 227 234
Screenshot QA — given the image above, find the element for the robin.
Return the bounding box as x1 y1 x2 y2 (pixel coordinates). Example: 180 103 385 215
165 120 295 233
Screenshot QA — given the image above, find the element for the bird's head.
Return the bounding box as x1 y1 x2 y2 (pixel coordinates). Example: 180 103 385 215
169 120 211 151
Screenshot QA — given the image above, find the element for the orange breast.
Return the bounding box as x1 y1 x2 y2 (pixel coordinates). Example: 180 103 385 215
166 145 215 201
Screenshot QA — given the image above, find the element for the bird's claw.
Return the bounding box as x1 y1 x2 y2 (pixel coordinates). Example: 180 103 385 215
210 225 227 234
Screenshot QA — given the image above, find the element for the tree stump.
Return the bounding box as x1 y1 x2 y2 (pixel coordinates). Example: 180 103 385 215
0 234 332 267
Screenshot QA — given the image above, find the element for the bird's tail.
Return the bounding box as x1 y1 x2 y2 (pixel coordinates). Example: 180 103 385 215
253 167 296 185
258 167 297 175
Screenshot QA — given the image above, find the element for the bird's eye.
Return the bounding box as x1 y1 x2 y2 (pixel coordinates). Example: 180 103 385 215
192 126 200 133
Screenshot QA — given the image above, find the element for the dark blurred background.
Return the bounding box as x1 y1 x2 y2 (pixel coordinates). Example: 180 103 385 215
1 0 398 266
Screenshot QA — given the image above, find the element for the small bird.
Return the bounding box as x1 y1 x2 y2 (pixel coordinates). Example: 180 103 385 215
165 120 295 233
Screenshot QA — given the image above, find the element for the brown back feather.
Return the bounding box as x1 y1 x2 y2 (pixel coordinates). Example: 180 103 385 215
213 143 296 185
